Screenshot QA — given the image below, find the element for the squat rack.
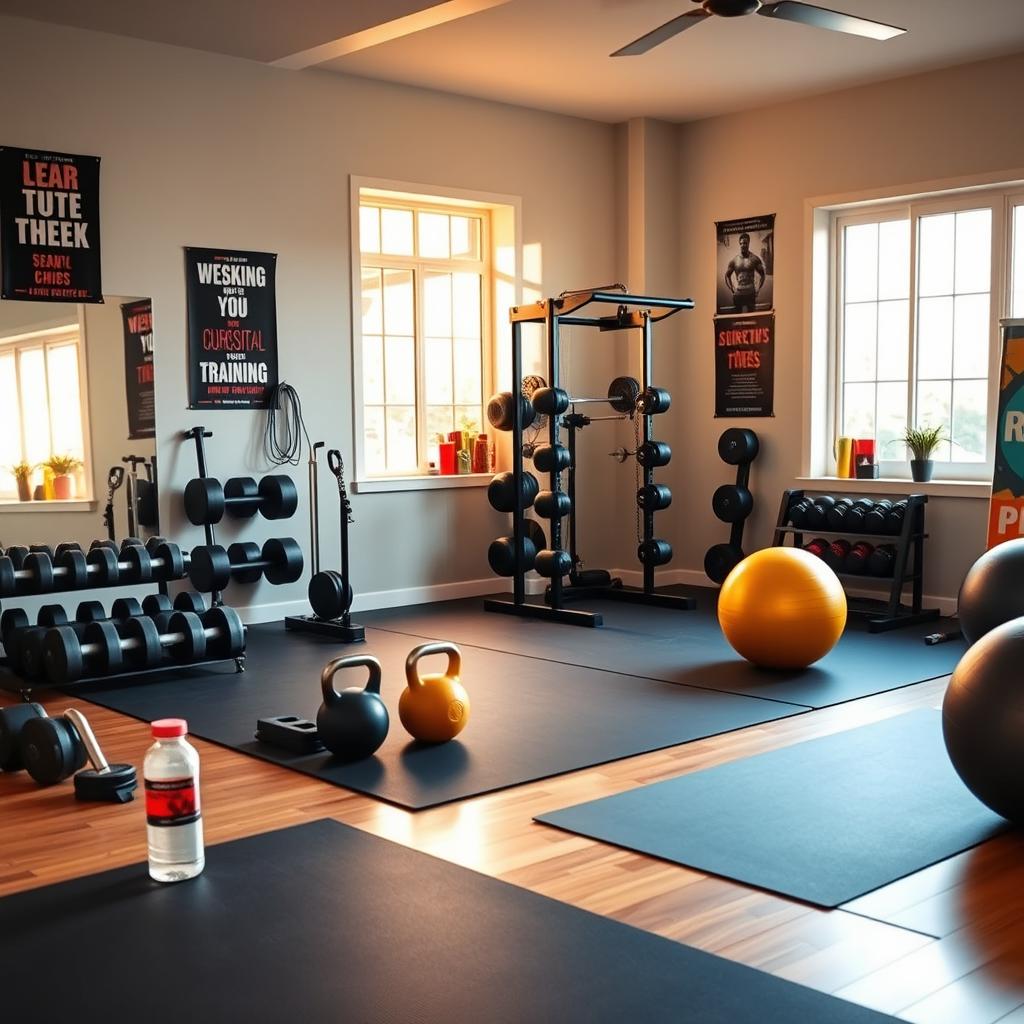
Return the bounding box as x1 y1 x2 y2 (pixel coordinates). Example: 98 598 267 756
484 288 694 628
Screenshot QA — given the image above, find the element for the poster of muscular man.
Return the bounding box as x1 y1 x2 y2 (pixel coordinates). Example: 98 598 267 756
716 214 774 315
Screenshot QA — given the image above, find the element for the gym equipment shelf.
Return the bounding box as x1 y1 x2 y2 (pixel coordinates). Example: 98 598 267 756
772 488 939 632
485 287 695 628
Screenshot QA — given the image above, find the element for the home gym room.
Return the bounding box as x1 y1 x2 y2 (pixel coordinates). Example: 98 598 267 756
1 1 1024 1020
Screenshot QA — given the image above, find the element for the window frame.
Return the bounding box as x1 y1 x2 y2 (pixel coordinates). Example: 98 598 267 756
0 320 94 503
830 186 1013 482
349 177 521 490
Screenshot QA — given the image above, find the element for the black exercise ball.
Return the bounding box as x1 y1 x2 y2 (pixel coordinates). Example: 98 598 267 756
958 539 1024 645
942 616 1024 823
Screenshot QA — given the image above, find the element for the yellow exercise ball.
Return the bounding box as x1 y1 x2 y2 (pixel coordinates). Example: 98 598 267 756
718 547 847 669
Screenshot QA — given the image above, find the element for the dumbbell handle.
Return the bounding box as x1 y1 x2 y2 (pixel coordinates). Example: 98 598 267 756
78 622 226 661
64 708 109 774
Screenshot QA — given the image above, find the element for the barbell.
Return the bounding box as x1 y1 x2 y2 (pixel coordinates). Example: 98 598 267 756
532 376 641 417
188 538 304 593
184 474 298 526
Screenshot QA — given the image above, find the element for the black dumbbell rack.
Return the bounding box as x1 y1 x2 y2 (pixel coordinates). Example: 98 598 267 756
484 288 695 628
704 429 759 584
771 489 939 632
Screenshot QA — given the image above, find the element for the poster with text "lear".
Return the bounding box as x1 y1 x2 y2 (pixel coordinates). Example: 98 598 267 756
186 247 278 409
0 146 103 303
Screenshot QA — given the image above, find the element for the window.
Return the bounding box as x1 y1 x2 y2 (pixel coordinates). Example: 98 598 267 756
357 195 490 477
0 325 89 500
830 187 1022 479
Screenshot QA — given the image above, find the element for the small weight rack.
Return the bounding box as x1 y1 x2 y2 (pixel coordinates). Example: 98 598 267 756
772 488 939 632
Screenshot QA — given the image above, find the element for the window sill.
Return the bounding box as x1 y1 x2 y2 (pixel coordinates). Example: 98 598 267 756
796 476 990 499
353 474 492 494
0 499 98 513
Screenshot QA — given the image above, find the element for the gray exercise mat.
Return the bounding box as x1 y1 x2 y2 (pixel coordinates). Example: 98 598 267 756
536 710 1007 907
0 820 900 1024
74 622 802 810
360 589 965 709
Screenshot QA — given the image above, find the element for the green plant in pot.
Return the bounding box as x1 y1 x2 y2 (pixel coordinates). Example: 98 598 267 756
903 425 945 483
8 460 35 503
44 454 82 501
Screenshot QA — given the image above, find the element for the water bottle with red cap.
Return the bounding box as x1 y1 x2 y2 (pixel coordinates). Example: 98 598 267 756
144 719 205 882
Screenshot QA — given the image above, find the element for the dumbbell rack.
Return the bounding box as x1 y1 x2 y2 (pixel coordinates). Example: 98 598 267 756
771 489 939 632
484 288 695 628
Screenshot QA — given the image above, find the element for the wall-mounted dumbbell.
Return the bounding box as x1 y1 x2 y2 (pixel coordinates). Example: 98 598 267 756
188 538 303 593
705 428 759 584
44 606 246 684
184 474 298 525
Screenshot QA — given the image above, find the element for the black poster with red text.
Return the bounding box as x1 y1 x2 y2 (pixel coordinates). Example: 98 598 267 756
0 146 103 302
121 298 155 439
714 312 774 417
185 247 278 409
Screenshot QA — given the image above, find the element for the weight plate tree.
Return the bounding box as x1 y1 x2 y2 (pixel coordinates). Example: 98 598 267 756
704 428 760 584
482 287 694 627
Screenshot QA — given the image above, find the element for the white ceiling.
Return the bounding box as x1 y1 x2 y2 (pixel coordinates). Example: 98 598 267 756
4 0 1024 122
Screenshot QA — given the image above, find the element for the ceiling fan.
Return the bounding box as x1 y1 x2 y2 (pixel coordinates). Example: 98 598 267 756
612 0 906 56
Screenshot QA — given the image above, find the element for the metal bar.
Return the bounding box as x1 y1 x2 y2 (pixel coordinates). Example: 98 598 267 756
483 597 601 627
182 427 222 607
547 305 563 609
511 319 525 607
566 419 578 574
602 587 696 611
641 312 655 594
308 442 323 577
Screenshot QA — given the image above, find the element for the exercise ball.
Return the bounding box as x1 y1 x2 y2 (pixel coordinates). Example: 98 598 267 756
943 616 1024 822
718 547 847 669
957 539 1024 645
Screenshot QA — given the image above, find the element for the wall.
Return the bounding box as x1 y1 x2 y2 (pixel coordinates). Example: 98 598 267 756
0 15 620 619
670 53 1024 606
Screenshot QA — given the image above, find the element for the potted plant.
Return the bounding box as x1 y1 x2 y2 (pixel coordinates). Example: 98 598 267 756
44 454 82 500
8 460 35 502
903 425 945 483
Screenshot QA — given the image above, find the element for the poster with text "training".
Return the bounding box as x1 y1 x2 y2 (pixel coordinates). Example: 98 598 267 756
0 146 103 303
987 319 1024 548
121 298 155 440
714 312 774 418
186 247 278 409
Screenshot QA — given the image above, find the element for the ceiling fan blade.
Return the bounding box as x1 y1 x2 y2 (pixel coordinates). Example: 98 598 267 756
611 9 709 57
759 1 905 40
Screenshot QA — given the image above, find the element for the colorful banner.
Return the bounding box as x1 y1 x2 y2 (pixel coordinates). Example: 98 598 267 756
0 146 103 303
185 247 278 409
714 312 775 418
987 319 1024 548
716 214 774 315
121 298 155 440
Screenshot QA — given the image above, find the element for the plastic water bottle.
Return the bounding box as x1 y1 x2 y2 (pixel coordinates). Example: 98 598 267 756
144 719 205 882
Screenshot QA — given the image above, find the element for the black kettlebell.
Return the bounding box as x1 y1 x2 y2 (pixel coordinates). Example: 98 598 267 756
316 654 389 761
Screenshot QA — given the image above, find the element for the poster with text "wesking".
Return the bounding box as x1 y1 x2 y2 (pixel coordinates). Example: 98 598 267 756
186 247 278 409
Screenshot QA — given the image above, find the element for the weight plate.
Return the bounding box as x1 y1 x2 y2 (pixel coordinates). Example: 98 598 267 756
122 616 162 670
711 484 753 524
0 557 15 599
262 538 303 585
75 601 107 623
704 543 744 584
86 546 120 586
23 552 54 594
153 541 185 582
58 548 89 590
717 428 759 466
37 604 69 629
309 570 354 618
44 624 85 684
258 475 299 521
224 477 260 519
202 606 246 658
184 477 225 526
112 597 145 620
188 545 230 593
121 544 153 584
607 376 641 414
167 611 206 662
1 606 29 642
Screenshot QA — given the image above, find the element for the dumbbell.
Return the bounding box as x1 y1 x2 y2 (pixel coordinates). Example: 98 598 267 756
487 472 539 513
487 522 546 577
486 391 536 432
828 498 874 531
637 484 672 511
636 441 672 468
44 606 246 684
534 490 572 520
635 387 671 415
711 484 753 523
804 495 836 530
638 539 672 567
868 544 896 577
534 548 573 578
188 538 304 593
844 541 874 574
884 500 909 535
844 499 875 531
704 542 744 585
142 591 208 631
863 500 894 533
531 376 640 417
0 702 47 772
822 539 851 573
718 428 760 466
803 537 830 558
184 474 298 525
788 497 813 528
532 444 571 474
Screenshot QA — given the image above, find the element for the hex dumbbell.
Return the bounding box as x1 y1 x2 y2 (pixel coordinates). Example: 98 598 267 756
188 538 304 593
184 475 298 525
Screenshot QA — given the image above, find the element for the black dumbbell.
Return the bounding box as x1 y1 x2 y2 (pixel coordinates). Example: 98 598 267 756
535 490 572 520
44 606 246 684
863 500 894 533
636 441 672 468
638 539 672 566
804 537 830 558
488 521 546 577
487 391 536 432
0 702 47 772
823 539 851 573
637 484 672 511
825 497 855 530
788 497 813 528
532 444 571 474
868 544 896 577
184 475 298 526
845 499 875 531
712 484 753 523
488 472 539 513
188 538 304 593
704 542 744 584
2 545 29 568
844 541 874 574
718 428 759 466
635 387 671 415
884 500 909 535
804 495 837 530
534 548 573 578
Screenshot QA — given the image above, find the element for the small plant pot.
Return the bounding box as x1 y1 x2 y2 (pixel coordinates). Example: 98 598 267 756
52 474 73 500
15 477 31 502
910 459 934 483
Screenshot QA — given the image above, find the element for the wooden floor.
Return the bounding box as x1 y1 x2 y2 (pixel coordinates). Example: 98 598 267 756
2 670 1023 1023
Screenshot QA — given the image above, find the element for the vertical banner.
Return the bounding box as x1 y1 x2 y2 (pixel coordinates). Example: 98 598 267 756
716 214 774 315
987 319 1024 548
185 247 278 409
0 146 103 302
714 312 775 418
121 298 155 440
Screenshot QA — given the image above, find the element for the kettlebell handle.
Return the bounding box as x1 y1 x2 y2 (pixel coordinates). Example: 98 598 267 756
321 654 383 704
405 641 461 690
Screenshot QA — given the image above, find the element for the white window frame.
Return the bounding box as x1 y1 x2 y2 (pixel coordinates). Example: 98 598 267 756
0 320 94 503
349 176 522 493
828 186 1014 482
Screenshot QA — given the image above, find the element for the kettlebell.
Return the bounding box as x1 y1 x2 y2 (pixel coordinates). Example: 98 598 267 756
316 655 389 761
399 642 470 744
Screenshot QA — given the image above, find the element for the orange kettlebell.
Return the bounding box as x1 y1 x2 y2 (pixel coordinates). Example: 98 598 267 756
399 641 470 743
